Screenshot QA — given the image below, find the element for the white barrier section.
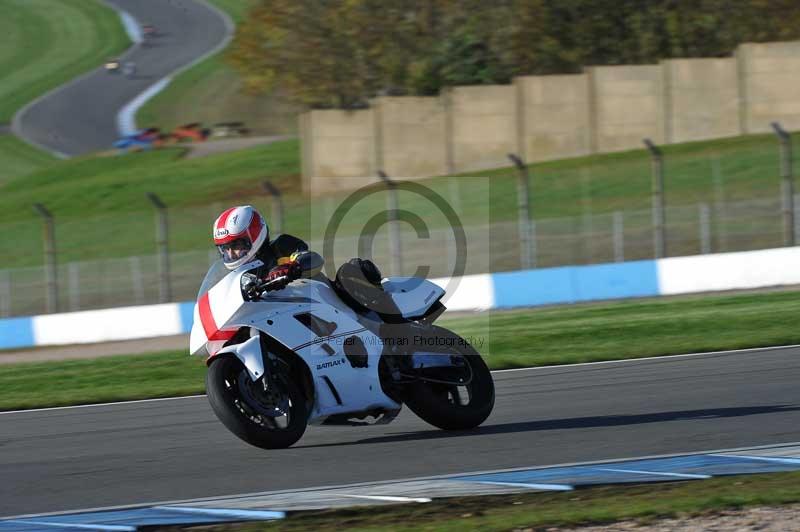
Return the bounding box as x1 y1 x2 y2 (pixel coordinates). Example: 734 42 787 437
117 77 171 136
431 273 495 311
32 303 185 346
657 247 800 295
118 10 143 43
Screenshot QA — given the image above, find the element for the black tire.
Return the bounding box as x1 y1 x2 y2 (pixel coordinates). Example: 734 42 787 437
206 355 307 449
403 327 495 430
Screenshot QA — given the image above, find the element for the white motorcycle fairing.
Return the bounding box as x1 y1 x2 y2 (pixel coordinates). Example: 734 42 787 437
190 261 444 425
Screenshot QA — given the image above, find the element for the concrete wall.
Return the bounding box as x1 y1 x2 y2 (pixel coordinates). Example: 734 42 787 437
738 41 800 134
301 109 374 194
664 58 741 142
448 85 518 172
589 65 664 152
300 40 800 190
373 96 448 177
516 74 591 162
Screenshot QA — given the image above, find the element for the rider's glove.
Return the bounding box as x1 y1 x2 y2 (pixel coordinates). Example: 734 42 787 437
266 261 301 289
241 273 260 300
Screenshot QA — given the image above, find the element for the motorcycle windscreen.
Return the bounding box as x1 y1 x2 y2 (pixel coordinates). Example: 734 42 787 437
189 260 261 356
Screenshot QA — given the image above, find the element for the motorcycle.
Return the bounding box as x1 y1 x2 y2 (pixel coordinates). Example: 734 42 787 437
190 260 495 449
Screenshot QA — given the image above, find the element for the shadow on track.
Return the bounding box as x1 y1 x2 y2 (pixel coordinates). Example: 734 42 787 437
296 405 800 449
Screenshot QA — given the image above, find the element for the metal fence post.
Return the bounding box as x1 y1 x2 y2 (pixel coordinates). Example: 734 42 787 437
643 139 666 258
771 122 795 246
507 153 535 269
0 270 10 317
613 211 624 262
33 203 58 313
581 168 593 263
146 193 171 303
378 171 402 276
699 203 711 254
712 155 728 252
261 181 285 234
795 192 800 246
68 262 80 311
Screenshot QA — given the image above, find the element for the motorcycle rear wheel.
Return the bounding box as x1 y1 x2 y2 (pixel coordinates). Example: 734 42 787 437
403 327 495 430
206 355 307 449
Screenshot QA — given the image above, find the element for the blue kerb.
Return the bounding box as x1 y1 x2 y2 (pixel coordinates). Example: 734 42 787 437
491 261 659 308
0 506 285 532
0 317 35 350
178 301 195 333
454 453 800 489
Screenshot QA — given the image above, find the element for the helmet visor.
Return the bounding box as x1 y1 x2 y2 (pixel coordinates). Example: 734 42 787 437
217 238 252 265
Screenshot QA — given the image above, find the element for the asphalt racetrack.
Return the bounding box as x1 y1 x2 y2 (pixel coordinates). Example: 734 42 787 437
14 0 229 156
3 346 800 517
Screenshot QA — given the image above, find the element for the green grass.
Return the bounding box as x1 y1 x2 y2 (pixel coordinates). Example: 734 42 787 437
0 0 130 122
469 290 800 368
0 350 207 411
203 472 800 531
0 0 128 184
1 289 798 411
0 135 57 185
0 131 795 269
135 0 298 136
0 140 301 267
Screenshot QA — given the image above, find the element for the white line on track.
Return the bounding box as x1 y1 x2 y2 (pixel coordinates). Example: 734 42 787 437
491 343 800 374
337 495 432 503
708 454 800 465
470 480 574 491
2 343 798 415
0 394 205 415
596 467 710 479
2 520 135 531
153 506 285 519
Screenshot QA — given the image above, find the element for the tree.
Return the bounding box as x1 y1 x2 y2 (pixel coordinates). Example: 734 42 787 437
229 0 800 108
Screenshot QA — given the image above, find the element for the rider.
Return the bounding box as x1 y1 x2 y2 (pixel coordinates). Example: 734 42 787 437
212 205 400 316
213 205 324 294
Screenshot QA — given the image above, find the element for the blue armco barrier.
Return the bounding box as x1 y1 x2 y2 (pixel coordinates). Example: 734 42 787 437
491 260 659 308
492 267 575 307
572 260 659 302
0 247 795 350
0 317 35 350
178 301 195 333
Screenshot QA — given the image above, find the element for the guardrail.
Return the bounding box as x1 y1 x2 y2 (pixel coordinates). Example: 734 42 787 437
2 245 799 351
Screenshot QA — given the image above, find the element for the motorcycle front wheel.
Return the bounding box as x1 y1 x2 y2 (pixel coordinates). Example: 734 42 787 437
206 355 307 449
403 327 495 430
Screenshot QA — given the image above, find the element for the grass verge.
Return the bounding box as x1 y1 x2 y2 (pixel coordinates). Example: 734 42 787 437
196 471 800 531
0 135 57 185
0 0 129 121
0 131 796 269
1 289 798 411
0 140 300 267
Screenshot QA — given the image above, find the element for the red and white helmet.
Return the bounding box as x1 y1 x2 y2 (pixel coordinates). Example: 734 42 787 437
212 205 269 269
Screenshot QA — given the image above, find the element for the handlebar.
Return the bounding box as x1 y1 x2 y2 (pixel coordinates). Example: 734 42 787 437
253 275 290 296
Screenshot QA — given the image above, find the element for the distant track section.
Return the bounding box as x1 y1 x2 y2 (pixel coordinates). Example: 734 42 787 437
13 0 231 156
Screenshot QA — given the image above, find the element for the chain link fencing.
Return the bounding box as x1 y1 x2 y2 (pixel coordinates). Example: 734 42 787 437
0 193 793 318
1 131 797 318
